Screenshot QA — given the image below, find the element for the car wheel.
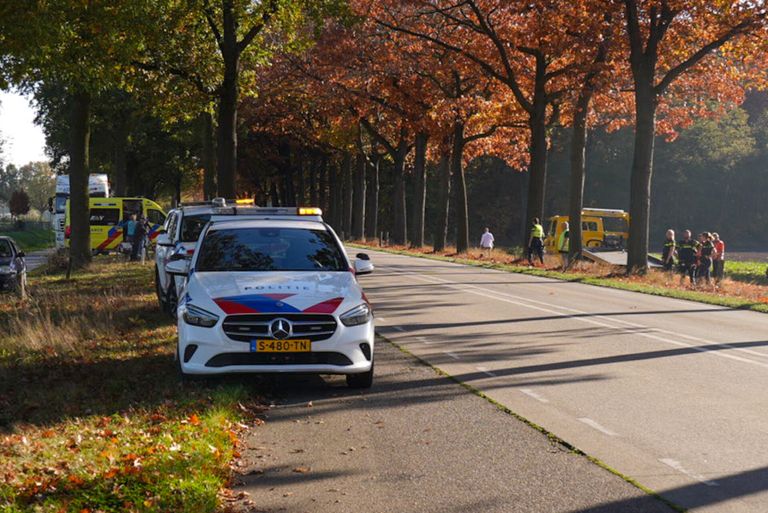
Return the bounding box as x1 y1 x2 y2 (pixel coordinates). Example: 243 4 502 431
346 360 374 389
155 267 167 309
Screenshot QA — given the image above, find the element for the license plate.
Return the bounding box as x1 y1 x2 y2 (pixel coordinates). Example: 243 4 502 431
253 339 311 352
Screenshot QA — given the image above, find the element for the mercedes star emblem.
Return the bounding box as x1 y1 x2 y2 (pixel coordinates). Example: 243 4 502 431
269 318 291 340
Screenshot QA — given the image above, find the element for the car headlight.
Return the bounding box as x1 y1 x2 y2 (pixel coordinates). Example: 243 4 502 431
340 303 372 327
0 265 13 274
183 304 219 328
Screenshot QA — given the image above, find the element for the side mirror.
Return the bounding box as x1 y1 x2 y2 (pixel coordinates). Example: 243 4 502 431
168 252 188 262
356 253 370 261
157 234 174 247
17 251 25 258
354 258 374 275
165 259 189 277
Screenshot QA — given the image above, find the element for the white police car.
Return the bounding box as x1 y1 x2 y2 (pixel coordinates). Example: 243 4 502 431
166 211 376 388
156 198 267 316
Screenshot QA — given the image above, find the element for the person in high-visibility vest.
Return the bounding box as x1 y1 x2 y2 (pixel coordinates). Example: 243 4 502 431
527 217 545 266
557 222 570 270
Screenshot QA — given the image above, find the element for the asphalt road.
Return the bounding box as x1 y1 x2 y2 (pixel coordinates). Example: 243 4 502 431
356 250 768 513
25 249 52 272
237 342 672 513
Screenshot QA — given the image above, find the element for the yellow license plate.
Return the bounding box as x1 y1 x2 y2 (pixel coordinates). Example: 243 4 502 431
255 339 311 352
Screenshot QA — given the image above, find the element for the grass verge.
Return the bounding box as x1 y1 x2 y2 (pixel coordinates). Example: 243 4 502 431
1 229 55 253
350 242 768 314
0 259 263 513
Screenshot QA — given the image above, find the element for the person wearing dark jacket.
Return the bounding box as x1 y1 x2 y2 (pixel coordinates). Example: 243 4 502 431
697 232 718 287
677 230 699 286
131 217 148 262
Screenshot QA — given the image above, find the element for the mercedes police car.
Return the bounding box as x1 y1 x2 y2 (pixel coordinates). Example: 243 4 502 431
165 207 376 388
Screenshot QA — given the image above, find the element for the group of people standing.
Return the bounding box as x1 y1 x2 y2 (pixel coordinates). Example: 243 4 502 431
662 229 725 287
121 213 149 262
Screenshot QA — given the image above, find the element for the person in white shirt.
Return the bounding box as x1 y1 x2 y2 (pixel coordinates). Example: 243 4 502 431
480 227 494 258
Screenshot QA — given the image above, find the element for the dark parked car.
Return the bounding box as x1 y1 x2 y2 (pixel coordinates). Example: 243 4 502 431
0 236 27 291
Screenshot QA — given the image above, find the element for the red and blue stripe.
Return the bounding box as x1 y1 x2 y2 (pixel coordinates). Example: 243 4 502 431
213 293 343 315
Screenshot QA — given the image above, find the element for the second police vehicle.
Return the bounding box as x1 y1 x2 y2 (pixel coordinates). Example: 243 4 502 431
163 202 376 388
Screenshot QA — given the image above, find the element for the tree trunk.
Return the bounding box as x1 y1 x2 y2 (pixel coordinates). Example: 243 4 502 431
309 154 318 206
319 155 328 212
328 162 338 230
69 90 91 268
341 152 352 239
412 132 428 248
216 2 239 198
365 155 380 240
567 91 591 264
451 122 469 253
392 144 408 245
269 180 280 207
627 82 657 274
113 117 128 197
433 148 451 252
352 153 367 240
523 96 549 248
200 112 216 199
296 155 306 206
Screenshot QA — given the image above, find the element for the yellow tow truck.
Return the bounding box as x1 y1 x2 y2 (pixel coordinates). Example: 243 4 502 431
544 208 630 253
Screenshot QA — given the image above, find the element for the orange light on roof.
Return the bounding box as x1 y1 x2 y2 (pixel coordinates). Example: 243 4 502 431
235 198 254 205
298 207 322 216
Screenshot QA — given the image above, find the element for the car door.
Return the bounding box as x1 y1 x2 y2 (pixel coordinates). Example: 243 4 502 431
156 211 178 292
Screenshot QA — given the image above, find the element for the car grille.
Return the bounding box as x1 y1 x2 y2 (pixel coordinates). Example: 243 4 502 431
205 352 353 367
222 314 337 342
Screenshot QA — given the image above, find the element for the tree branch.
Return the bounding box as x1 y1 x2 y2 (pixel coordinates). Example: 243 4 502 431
131 59 217 96
655 17 761 96
237 0 278 54
202 0 223 50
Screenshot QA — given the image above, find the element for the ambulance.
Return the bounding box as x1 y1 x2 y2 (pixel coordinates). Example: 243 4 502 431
65 197 167 253
52 174 110 249
544 208 630 253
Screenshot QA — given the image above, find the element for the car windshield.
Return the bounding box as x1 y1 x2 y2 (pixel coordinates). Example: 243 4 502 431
181 214 212 242
196 227 347 272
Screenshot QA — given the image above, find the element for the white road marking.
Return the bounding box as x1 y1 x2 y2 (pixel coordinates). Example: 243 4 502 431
376 316 387 322
577 417 618 436
393 326 406 332
444 352 460 360
476 366 497 377
416 336 431 345
518 388 549 403
659 458 719 487
377 264 768 371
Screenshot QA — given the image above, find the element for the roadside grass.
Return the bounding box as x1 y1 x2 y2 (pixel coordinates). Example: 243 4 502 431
0 229 55 253
0 258 262 513
351 241 768 314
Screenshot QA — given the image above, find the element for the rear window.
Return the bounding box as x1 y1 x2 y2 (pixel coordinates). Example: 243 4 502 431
0 240 12 258
89 208 120 226
181 214 212 242
196 227 347 272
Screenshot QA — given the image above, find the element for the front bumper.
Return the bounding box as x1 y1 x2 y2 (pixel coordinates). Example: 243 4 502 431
177 316 375 376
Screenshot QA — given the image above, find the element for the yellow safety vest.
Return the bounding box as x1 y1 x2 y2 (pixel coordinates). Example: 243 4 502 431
531 223 544 239
558 230 570 252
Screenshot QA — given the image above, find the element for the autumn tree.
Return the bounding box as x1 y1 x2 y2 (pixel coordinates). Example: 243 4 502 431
621 0 768 273
9 189 30 219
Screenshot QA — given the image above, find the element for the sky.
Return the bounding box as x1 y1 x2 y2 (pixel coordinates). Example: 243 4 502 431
0 90 48 168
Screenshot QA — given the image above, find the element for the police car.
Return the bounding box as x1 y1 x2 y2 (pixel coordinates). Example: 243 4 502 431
155 198 264 315
165 208 376 388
